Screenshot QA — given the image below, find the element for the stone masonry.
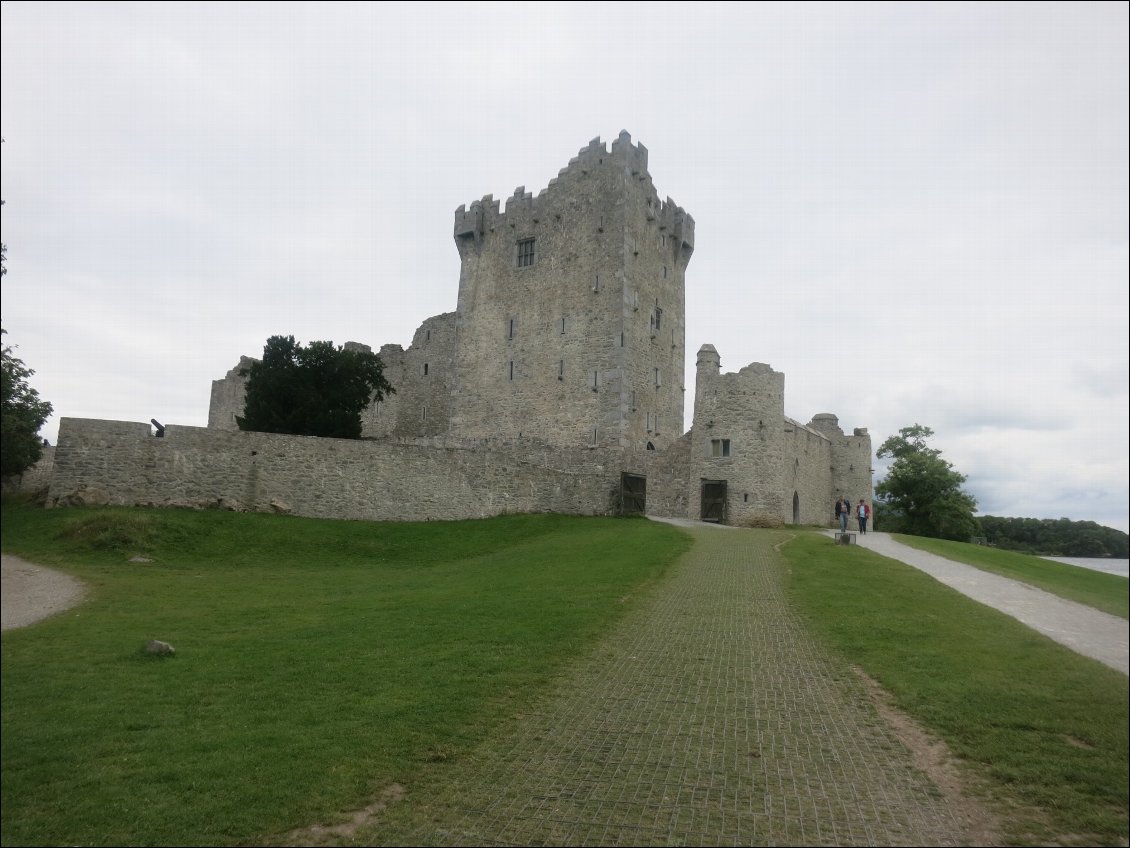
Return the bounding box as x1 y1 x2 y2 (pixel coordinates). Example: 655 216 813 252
43 132 873 525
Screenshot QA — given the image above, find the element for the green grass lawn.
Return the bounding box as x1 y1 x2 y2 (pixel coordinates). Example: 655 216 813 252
889 533 1128 619
4 502 1127 847
1 502 690 847
781 531 1129 846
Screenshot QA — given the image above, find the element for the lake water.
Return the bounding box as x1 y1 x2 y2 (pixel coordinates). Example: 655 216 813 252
1041 556 1130 579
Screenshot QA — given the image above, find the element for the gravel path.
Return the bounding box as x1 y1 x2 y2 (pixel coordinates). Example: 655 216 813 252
1 553 86 632
849 532 1128 675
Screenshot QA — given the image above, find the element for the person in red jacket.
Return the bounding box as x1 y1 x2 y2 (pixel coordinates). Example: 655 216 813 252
857 499 870 534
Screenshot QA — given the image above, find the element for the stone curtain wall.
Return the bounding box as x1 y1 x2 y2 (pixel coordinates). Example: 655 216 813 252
3 445 56 495
40 413 864 528
45 418 660 522
781 419 835 525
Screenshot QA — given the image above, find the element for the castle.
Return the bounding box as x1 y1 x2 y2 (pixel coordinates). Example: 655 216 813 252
44 132 873 525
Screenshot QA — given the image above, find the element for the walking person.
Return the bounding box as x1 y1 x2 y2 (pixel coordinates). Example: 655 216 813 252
857 499 869 534
835 496 848 532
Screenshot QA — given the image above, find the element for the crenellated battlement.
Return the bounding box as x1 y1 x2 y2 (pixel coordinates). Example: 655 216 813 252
453 130 692 248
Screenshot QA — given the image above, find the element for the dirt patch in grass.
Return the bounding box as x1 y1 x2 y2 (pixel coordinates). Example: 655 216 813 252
854 665 1008 846
281 783 407 846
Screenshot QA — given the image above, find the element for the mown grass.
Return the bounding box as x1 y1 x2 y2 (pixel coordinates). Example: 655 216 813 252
5 502 1128 847
890 533 1129 619
0 501 690 847
781 531 1129 847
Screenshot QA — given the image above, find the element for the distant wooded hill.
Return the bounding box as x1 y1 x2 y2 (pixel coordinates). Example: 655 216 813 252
977 516 1129 559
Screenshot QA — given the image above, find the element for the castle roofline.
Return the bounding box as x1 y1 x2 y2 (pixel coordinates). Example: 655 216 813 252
453 131 694 248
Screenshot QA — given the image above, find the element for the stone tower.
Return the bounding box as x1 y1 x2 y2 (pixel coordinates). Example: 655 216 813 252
448 131 694 450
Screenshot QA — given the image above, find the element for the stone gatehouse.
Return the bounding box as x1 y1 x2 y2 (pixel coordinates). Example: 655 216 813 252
44 131 873 525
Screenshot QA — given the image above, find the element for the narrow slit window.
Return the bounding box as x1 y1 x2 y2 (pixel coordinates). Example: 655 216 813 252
558 359 564 379
559 317 566 334
592 370 599 390
509 361 514 381
654 368 661 387
423 362 429 376
508 318 515 339
422 406 428 421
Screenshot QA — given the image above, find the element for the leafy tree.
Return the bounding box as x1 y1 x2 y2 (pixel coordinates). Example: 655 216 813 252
236 335 394 439
875 424 979 541
977 515 1128 558
1 327 54 477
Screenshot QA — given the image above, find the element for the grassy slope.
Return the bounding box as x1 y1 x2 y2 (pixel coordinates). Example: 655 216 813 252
1 503 690 847
781 531 1129 846
4 504 1127 846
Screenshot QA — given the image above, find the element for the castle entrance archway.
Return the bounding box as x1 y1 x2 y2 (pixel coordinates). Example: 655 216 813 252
701 480 727 523
620 473 647 515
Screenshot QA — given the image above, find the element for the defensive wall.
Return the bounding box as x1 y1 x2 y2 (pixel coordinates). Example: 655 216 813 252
40 406 864 527
43 417 695 523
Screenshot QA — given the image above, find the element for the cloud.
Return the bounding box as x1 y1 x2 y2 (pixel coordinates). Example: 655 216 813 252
3 2 1126 533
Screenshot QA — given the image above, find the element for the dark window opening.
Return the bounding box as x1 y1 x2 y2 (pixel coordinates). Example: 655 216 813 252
517 238 535 267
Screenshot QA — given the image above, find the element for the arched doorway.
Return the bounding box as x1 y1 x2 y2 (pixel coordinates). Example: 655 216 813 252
792 491 800 524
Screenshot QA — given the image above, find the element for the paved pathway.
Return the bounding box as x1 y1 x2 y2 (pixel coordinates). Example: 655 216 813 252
843 531 1129 675
375 523 971 846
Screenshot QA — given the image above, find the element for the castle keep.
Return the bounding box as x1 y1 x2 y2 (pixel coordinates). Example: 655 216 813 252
47 132 873 525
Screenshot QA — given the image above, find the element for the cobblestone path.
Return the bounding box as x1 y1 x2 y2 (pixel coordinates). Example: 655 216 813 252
375 526 967 846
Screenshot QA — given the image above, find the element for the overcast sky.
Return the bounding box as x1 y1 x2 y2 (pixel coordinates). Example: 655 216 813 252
2 2 1127 532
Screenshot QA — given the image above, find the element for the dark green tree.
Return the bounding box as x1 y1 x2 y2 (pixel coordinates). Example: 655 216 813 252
1 327 54 477
236 335 394 439
874 424 979 541
977 515 1128 558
